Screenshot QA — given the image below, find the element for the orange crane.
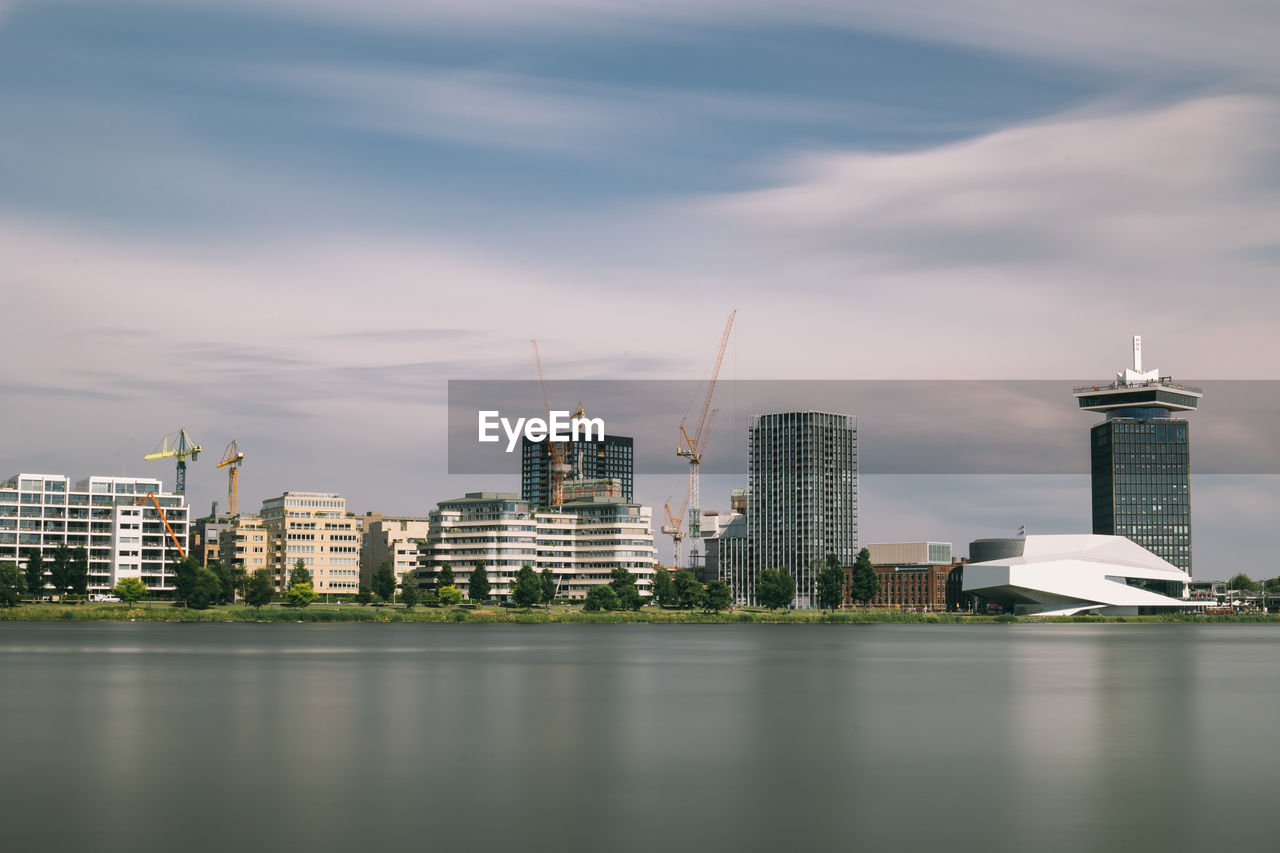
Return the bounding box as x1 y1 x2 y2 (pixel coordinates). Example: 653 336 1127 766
678 310 735 562
661 485 691 569
532 340 572 506
216 441 244 516
139 492 186 558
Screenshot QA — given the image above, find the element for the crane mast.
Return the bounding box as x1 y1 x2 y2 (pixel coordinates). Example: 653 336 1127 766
532 341 572 506
678 309 735 566
661 485 691 569
216 441 245 516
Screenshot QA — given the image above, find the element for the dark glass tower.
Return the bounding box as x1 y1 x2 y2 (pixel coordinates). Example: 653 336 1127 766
521 434 633 508
1074 337 1201 574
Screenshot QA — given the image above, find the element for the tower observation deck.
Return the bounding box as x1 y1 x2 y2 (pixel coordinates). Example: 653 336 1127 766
1074 336 1201 575
1074 335 1202 416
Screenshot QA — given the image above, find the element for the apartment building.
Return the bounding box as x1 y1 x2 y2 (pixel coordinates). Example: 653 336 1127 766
219 515 270 578
259 492 361 595
360 512 431 590
0 473 189 593
417 492 656 600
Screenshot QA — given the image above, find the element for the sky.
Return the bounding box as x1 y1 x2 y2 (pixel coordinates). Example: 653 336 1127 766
2 1 1278 578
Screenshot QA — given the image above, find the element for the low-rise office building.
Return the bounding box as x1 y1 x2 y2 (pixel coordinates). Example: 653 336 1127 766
1 472 189 593
849 542 964 611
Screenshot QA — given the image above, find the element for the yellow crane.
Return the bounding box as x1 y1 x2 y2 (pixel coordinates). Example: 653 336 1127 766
678 309 735 566
143 428 201 495
216 441 244 516
532 340 572 506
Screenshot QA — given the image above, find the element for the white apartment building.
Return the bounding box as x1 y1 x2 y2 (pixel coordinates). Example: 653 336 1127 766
260 492 361 595
0 473 189 593
417 493 656 600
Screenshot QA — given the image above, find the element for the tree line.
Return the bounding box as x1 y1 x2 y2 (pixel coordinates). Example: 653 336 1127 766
2 548 883 612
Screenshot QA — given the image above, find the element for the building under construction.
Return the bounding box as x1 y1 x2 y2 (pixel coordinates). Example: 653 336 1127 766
521 434 633 508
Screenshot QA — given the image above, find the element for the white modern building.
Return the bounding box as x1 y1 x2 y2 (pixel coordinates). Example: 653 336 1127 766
962 534 1210 616
1 473 189 594
417 492 656 600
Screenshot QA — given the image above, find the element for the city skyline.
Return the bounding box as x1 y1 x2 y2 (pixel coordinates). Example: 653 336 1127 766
3 2 1279 579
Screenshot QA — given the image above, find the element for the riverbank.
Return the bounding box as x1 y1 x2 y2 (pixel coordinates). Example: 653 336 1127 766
2 602 1278 623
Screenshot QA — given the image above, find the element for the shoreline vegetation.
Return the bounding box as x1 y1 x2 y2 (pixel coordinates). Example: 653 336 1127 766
3 602 1280 624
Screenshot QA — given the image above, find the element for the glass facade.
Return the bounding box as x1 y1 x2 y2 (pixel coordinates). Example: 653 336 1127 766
1090 418 1192 573
732 412 858 607
521 434 633 507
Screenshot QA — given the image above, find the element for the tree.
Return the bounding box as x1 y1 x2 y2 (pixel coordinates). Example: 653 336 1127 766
1265 577 1280 594
289 559 312 589
609 567 642 611
23 548 45 600
246 569 274 608
0 561 22 607
816 553 846 610
232 566 250 602
468 565 491 603
438 585 463 607
511 565 542 609
174 556 223 609
48 544 72 599
673 570 704 610
848 548 880 606
1227 573 1260 592
583 584 619 612
68 547 90 598
436 562 455 590
755 568 796 610
539 568 558 609
209 559 234 605
113 577 148 605
372 562 396 603
355 586 373 605
285 582 318 608
703 580 732 613
400 574 420 609
651 567 675 607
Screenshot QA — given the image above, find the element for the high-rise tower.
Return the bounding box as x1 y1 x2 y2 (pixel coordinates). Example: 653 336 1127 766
1074 336 1201 573
737 411 858 607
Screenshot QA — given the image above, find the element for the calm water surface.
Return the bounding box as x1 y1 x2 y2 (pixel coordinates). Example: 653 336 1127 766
2 623 1277 852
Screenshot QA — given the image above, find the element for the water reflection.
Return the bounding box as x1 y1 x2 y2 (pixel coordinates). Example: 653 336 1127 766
2 623 1278 852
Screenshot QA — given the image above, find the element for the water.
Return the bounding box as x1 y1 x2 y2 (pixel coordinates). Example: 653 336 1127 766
1 623 1277 852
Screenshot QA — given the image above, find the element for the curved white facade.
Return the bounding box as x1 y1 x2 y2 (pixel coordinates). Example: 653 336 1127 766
963 534 1207 616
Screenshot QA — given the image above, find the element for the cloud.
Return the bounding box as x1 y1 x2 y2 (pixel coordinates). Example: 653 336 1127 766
700 96 1280 273
204 1 1280 78
244 63 863 159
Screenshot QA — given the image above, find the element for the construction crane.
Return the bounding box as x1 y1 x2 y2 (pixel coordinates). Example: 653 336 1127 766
216 441 244 517
139 492 186 558
532 341 572 506
143 428 202 495
661 485 691 569
678 309 735 562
